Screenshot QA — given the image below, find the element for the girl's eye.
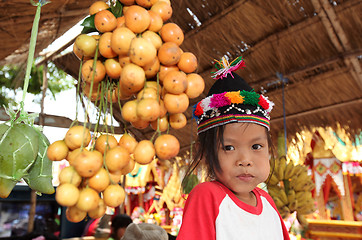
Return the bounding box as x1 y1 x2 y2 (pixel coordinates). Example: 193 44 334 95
223 145 235 151
252 144 262 150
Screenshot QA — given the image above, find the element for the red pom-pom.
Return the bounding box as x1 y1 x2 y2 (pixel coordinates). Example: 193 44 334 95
194 102 203 116
258 96 269 110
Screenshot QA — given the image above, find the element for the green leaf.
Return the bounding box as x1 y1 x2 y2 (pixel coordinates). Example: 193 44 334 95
81 15 97 33
81 26 98 34
111 2 123 18
81 14 95 28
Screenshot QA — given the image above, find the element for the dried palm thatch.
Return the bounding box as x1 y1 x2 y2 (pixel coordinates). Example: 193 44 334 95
1 0 361 158
0 0 93 65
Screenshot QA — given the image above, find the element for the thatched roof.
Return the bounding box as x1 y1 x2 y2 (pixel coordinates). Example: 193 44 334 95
0 1 91 65
1 0 361 158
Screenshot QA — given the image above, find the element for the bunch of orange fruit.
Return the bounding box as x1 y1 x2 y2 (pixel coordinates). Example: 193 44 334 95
48 124 181 222
74 0 204 132
49 0 205 222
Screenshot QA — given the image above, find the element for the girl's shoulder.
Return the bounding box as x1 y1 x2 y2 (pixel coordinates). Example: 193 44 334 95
188 181 228 200
191 181 226 193
184 181 228 215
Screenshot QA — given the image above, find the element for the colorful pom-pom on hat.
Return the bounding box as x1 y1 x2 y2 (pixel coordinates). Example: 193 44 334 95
193 56 274 134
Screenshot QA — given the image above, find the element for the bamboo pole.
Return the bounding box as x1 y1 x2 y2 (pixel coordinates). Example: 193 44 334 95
27 190 37 233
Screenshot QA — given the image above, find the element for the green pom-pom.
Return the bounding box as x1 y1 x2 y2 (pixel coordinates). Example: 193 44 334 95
242 91 260 105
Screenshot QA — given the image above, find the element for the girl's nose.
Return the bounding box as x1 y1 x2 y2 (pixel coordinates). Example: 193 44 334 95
238 161 252 166
237 154 252 166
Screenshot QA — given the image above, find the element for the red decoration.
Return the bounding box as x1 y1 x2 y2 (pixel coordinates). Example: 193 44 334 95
194 102 203 116
258 95 269 110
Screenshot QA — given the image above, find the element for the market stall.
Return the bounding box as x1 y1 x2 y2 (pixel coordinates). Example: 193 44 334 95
283 128 362 239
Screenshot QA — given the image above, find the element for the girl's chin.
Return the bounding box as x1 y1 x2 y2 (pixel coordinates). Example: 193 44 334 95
230 185 256 195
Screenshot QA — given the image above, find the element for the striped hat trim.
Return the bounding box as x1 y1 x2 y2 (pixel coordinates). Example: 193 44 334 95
197 114 270 134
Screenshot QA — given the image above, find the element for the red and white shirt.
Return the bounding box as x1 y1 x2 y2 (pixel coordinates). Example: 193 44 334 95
177 181 290 240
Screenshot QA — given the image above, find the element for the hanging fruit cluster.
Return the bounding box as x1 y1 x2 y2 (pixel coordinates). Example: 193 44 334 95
267 156 315 227
49 0 205 222
48 125 132 222
50 125 182 222
74 0 205 132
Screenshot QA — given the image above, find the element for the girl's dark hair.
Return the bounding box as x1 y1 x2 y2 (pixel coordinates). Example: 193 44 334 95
182 124 276 192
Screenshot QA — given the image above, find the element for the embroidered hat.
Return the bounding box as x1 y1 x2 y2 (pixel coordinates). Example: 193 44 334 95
121 223 168 240
193 56 274 134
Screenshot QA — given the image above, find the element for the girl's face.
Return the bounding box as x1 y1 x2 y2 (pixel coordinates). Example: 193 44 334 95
215 122 270 203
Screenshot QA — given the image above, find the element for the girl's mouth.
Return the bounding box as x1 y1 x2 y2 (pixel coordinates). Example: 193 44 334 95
237 174 254 181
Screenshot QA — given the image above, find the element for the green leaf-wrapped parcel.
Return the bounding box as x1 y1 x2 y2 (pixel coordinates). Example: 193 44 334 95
0 123 39 198
23 129 54 195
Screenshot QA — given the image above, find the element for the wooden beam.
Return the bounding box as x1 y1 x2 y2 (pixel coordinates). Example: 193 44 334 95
37 36 76 66
312 0 362 90
0 108 124 134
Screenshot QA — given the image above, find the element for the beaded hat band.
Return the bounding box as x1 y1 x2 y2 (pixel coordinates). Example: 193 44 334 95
193 56 274 134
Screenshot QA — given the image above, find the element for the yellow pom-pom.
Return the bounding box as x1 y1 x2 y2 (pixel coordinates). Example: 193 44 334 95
225 91 244 104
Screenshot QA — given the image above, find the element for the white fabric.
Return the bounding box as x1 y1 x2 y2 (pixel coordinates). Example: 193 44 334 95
215 195 284 240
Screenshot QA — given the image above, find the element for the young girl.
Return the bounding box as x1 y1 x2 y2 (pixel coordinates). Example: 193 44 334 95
177 57 290 240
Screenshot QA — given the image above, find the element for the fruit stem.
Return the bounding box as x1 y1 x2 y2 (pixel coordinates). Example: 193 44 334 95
116 82 132 132
100 81 107 133
83 42 100 131
102 153 116 185
22 2 48 104
108 83 115 135
10 1 48 125
150 130 160 143
75 58 84 121
116 81 122 111
102 81 110 134
166 120 170 134
156 117 160 132
156 73 160 99
155 72 163 136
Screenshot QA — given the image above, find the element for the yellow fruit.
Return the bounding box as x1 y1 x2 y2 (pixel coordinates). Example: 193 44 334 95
103 184 126 208
56 183 80 207
129 37 157 67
